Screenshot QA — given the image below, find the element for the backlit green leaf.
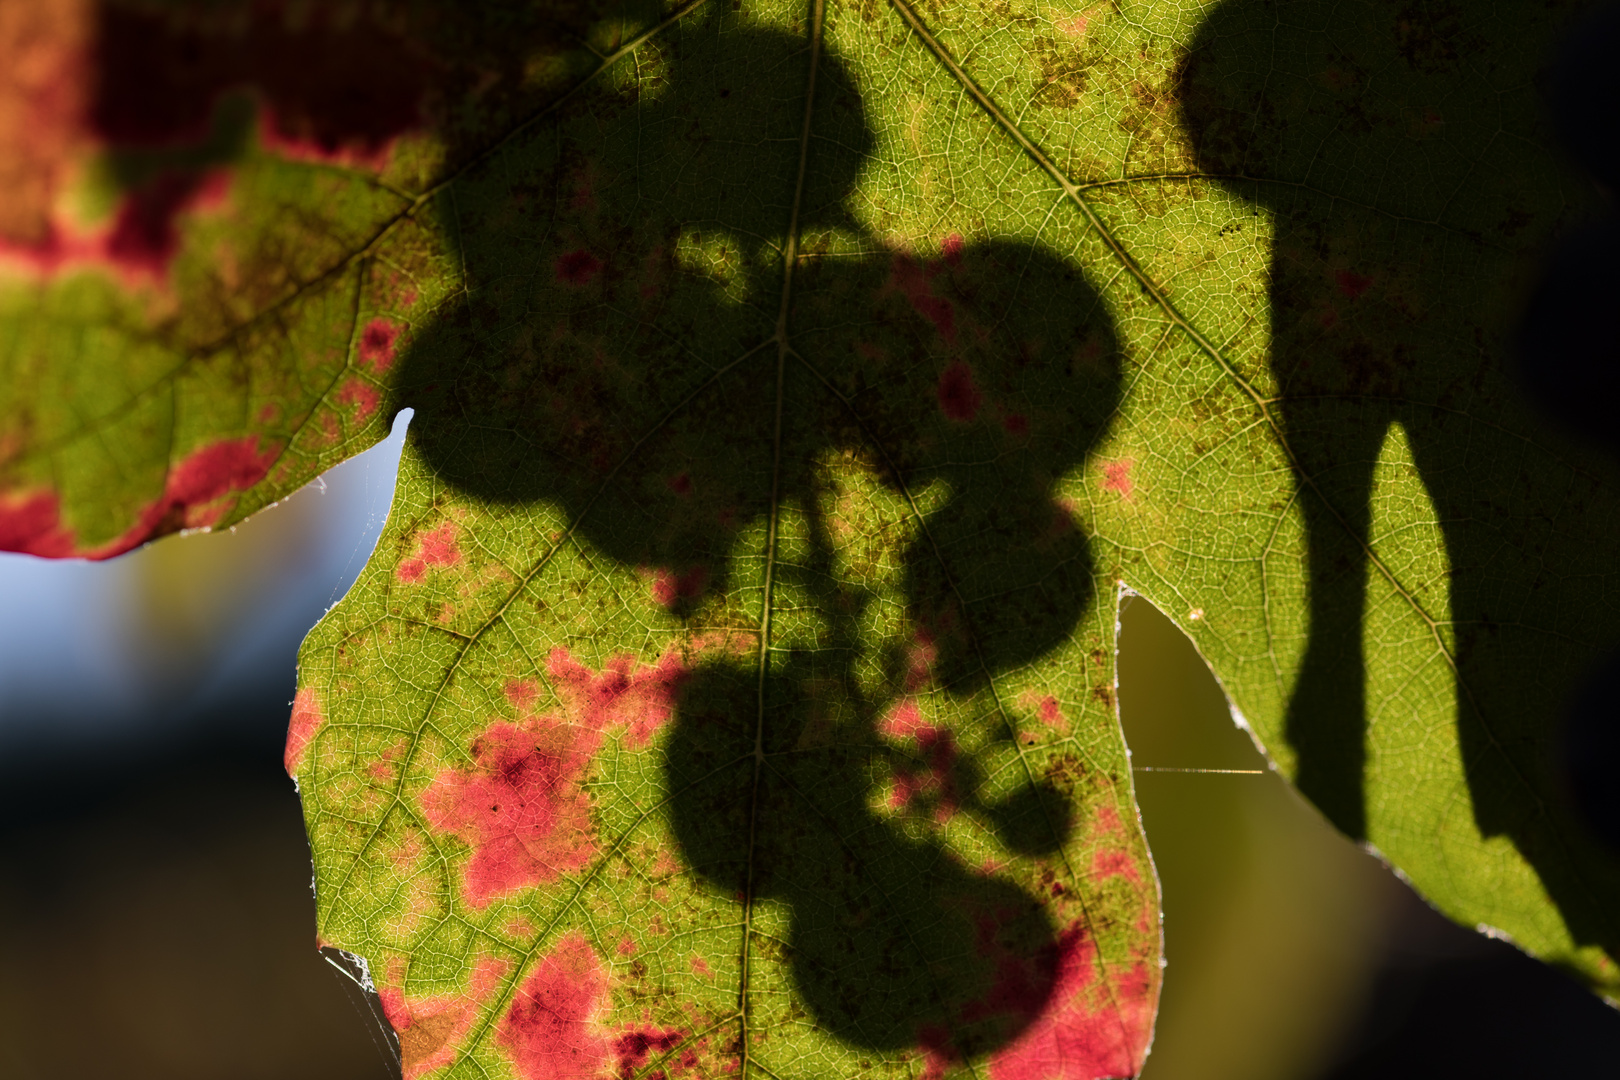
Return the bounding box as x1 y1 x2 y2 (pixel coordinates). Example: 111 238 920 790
3 0 1617 1076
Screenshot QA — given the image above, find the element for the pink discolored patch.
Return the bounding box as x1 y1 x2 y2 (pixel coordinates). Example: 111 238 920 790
690 954 712 977
396 521 461 583
881 698 926 740
421 719 602 907
941 232 965 267
983 926 1155 1080
0 490 75 557
905 629 939 692
1090 849 1143 886
335 377 381 422
505 678 541 713
1092 804 1125 837
938 361 983 422
1024 694 1064 727
613 1027 685 1080
889 724 961 823
547 646 691 750
918 1025 958 1080
1060 13 1091 37
498 931 613 1080
891 255 958 344
556 248 602 285
1100 459 1134 500
284 687 324 775
666 472 693 496
381 956 512 1080
616 935 636 957
418 522 460 566
1001 412 1030 438
651 565 710 608
86 435 279 559
0 169 234 287
1335 270 1374 299
358 318 401 372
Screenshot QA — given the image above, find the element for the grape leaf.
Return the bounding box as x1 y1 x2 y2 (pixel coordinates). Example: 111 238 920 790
4 0 1618 1077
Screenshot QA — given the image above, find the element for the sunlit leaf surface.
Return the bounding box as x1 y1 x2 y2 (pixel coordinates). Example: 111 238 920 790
3 0 1617 1076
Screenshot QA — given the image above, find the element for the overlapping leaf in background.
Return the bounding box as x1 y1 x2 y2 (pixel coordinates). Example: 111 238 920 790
1 0 1616 1077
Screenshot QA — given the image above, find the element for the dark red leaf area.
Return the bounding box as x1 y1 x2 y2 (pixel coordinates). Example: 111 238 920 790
497 933 698 1080
555 248 604 285
892 254 959 344
0 167 230 284
0 435 276 559
650 565 710 610
546 645 691 751
975 927 1154 1080
359 318 403 372
0 492 75 558
1335 269 1375 299
90 5 437 159
883 700 961 822
612 1027 687 1080
498 932 611 1080
421 719 600 909
938 360 984 422
423 648 689 907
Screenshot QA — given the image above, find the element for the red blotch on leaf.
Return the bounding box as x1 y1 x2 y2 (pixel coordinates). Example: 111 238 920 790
336 377 381 422
941 232 965 267
380 957 511 1080
86 435 279 559
966 923 1155 1080
666 472 693 496
1335 270 1374 299
889 725 960 823
505 678 541 713
359 318 401 372
0 169 232 286
905 630 938 692
882 698 926 740
1091 849 1142 886
396 521 462 583
892 255 958 343
498 931 612 1080
547 646 691 750
107 170 226 275
422 718 601 907
284 687 325 775
556 248 602 285
938 361 983 422
651 566 710 608
613 1028 685 1080
0 491 75 557
1037 695 1065 727
1100 459 1134 500
1001 412 1030 438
